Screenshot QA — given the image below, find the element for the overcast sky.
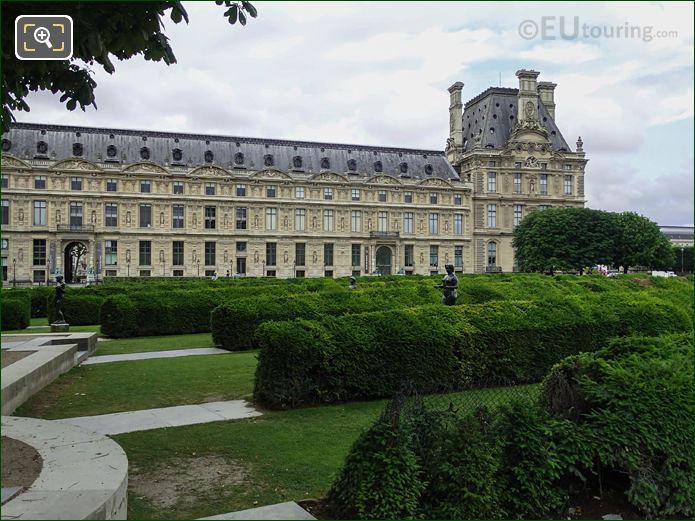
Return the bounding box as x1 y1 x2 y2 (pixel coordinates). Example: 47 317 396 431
18 1 694 225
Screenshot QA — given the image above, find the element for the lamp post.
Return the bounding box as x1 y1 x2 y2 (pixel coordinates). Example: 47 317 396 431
12 258 16 288
681 247 685 274
160 250 165 277
46 257 51 285
126 249 131 278
197 259 200 277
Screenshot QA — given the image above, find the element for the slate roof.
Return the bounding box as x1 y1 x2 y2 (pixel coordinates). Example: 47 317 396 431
461 87 571 152
2 123 460 181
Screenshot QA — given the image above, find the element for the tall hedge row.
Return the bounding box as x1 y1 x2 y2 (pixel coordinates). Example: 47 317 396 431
211 285 441 350
254 294 691 409
1 295 31 330
46 290 102 325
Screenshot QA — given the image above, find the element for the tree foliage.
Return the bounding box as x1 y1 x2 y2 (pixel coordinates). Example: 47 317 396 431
512 208 618 274
1 1 256 131
671 245 693 273
613 212 674 272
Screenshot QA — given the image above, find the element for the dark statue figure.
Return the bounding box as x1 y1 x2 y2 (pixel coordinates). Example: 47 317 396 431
349 276 357 289
435 264 458 306
54 275 67 323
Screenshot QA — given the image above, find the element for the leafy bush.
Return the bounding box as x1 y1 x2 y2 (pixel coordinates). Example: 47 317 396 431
2 296 31 330
100 296 138 338
46 290 102 325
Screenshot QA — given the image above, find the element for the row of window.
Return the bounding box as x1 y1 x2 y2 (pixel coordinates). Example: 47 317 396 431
486 173 574 195
4 200 466 235
1 175 464 205
485 204 554 228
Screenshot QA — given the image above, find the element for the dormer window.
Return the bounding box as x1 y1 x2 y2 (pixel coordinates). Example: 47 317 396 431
1 139 11 152
293 156 303 169
320 157 330 169
172 148 183 162
424 164 433 176
374 161 383 173
264 154 274 167
140 147 150 160
399 162 408 174
204 150 214 163
37 141 48 155
72 143 83 157
234 152 244 165
347 159 357 171
106 145 118 158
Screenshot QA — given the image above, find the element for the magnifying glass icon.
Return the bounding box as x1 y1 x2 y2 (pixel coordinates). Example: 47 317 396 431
33 26 53 49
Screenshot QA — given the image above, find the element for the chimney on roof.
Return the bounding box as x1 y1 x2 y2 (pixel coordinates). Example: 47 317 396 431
537 81 557 120
447 82 464 148
515 69 540 126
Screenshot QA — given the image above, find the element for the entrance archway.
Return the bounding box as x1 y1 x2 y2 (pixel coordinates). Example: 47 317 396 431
375 246 393 276
64 242 88 283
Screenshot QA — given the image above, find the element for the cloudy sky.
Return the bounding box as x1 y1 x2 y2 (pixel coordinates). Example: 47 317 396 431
19 1 694 225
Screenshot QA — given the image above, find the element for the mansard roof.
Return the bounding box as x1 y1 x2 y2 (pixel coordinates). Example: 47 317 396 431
2 123 459 182
461 87 571 152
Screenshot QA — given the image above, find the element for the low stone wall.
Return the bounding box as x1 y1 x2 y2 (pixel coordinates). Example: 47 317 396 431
1 416 128 519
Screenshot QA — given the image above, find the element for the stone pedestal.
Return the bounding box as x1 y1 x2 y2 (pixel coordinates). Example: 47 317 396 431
50 322 70 333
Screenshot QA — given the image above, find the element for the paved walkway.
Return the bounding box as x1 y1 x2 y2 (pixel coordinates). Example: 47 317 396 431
83 347 228 365
200 501 315 520
57 400 261 435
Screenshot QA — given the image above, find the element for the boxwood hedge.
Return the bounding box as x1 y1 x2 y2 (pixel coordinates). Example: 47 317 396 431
1 296 31 330
254 294 691 409
46 290 102 325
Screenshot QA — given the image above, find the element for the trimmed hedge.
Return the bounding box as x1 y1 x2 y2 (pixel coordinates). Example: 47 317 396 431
46 290 102 325
211 284 440 350
254 294 691 409
2 296 31 330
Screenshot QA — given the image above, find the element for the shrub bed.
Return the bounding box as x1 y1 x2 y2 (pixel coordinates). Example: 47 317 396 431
254 294 691 409
46 290 102 325
1 296 31 330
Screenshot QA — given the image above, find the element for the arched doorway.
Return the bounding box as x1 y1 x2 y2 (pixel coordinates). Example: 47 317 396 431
375 246 392 276
64 242 88 283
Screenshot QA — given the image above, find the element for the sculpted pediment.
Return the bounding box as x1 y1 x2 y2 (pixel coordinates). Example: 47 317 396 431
366 175 402 186
123 162 169 175
417 177 453 189
51 159 102 171
252 169 293 181
309 171 348 183
1 155 31 169
190 165 230 177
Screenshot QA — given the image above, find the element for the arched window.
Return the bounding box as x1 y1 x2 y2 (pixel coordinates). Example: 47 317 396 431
487 242 497 267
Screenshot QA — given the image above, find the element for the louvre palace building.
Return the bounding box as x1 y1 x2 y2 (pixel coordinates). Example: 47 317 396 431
1 69 586 283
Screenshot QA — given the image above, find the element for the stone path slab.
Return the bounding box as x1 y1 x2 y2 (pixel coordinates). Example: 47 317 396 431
1 486 22 505
83 347 228 365
200 501 316 520
57 400 261 435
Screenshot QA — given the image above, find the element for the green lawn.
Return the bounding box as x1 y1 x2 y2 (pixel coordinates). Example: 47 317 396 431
15 351 258 419
2 317 101 335
95 333 216 356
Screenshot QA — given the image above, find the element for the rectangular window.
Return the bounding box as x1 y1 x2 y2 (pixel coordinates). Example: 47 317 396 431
404 212 413 234
295 243 306 266
106 178 117 192
205 206 216 229
172 205 185 229
377 211 388 232
454 194 462 206
236 257 246 275
104 203 118 227
514 161 522 169
33 200 47 226
139 204 152 228
139 270 151 277
105 240 118 265
378 190 387 203
1 200 8 225
173 269 183 277
514 173 522 194
454 245 463 269
564 175 573 195
236 207 247 229
487 172 497 192
540 174 548 195
564 164 572 171
33 239 46 265
266 242 277 266
1 175 7 189
488 160 496 167
70 202 83 227
430 192 438 204
140 180 151 193
454 213 463 235
487 204 497 228
351 210 361 232
35 176 46 189
351 189 360 201
236 184 246 197
324 243 334 266
295 186 305 199
265 207 277 231
173 181 184 194
139 241 151 266
539 205 551 210
205 183 216 196
236 241 246 253
429 213 439 235
323 209 334 231
266 185 277 198
33 270 46 283
487 242 497 267
430 245 439 267
351 244 360 267
295 208 306 231
404 245 414 267
205 242 216 266
324 187 333 200
540 162 548 170
71 177 82 191
404 191 413 203
514 205 523 226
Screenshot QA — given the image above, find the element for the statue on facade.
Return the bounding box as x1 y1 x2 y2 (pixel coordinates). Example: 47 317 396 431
54 275 67 323
435 264 458 306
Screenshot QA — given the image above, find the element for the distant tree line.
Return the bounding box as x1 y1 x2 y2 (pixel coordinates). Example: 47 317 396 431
512 208 683 274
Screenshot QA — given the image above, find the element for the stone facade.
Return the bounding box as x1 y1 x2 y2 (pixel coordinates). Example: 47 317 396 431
0 69 585 283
